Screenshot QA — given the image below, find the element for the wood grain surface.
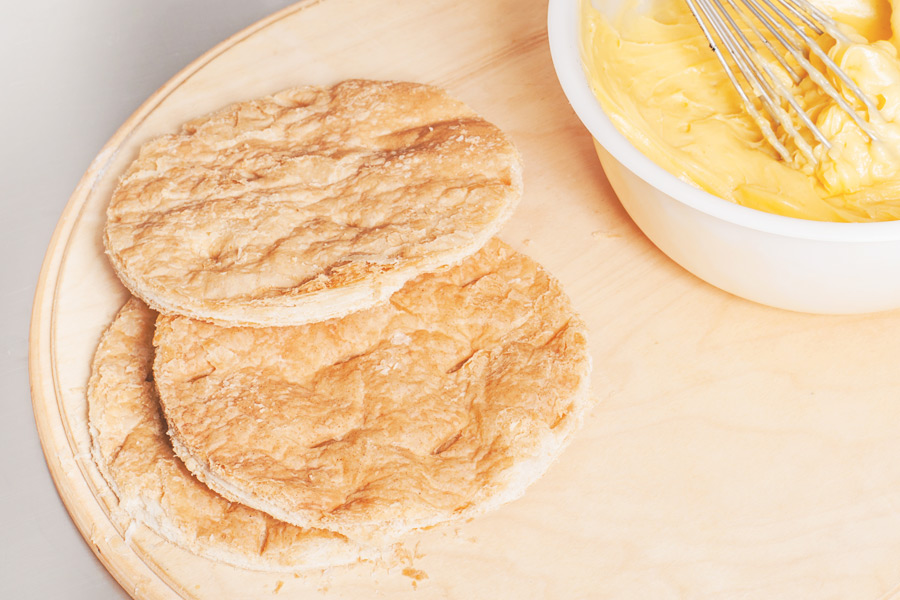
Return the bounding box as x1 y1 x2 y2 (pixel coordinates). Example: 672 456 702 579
29 0 900 598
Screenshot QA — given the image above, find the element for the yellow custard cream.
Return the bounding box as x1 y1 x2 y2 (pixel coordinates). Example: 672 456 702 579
582 0 900 221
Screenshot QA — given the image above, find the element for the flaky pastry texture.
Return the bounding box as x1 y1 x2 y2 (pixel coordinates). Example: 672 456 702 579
88 298 374 570
154 239 592 543
105 79 523 326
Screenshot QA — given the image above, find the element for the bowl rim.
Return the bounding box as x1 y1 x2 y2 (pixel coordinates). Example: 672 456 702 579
546 0 900 242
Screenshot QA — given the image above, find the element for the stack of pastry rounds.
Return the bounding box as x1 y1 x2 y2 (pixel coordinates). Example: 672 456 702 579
89 79 592 572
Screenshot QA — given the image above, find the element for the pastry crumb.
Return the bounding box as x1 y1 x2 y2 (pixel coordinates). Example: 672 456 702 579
402 567 429 588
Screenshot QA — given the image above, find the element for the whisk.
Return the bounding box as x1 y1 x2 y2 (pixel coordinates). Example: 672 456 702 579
683 0 882 165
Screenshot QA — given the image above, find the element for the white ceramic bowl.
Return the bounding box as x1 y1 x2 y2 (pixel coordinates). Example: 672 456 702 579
547 0 900 314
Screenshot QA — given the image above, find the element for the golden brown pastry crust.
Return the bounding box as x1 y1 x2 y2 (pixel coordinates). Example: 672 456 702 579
153 239 592 542
88 298 374 570
105 80 523 326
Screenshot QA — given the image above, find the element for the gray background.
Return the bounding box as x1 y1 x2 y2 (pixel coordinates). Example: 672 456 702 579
1 1 295 597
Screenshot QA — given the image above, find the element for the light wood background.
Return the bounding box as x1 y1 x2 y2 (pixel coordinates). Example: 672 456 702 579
29 0 900 598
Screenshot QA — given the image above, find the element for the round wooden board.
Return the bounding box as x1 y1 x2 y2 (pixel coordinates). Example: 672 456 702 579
28 0 900 598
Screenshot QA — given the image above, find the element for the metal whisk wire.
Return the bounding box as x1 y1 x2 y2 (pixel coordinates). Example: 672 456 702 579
684 0 882 165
